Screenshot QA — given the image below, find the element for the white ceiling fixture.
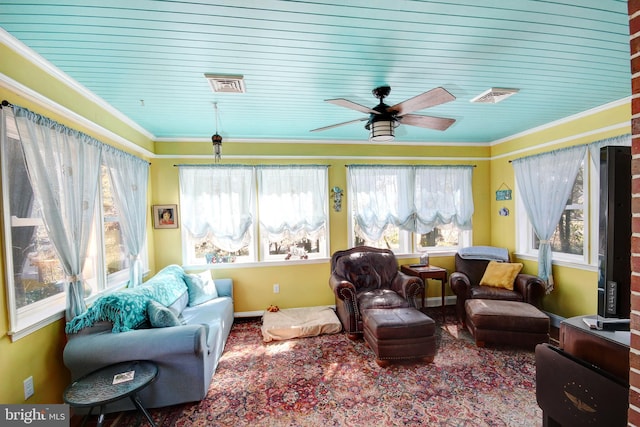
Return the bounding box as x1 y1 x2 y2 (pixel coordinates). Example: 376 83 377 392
470 88 520 104
204 74 246 93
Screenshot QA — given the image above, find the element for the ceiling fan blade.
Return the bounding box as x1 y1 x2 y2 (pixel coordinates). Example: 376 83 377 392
389 87 456 115
310 117 368 132
399 114 456 131
326 98 380 114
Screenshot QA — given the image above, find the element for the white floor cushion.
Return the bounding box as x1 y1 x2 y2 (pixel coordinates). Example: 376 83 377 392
261 306 342 342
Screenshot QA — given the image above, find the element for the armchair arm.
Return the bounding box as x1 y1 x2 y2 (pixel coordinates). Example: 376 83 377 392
390 272 424 304
329 274 357 302
513 273 546 308
449 271 472 325
449 271 472 297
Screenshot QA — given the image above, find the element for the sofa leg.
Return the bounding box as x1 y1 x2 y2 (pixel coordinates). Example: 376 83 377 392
475 340 486 348
422 355 434 364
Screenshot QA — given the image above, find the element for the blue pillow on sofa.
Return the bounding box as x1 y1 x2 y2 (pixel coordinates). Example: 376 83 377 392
184 270 219 306
147 300 182 328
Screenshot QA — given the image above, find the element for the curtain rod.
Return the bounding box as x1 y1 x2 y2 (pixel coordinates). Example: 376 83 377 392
345 164 476 167
2 99 151 165
173 163 331 167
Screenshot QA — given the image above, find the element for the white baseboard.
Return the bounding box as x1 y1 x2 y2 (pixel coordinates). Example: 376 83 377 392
235 304 336 318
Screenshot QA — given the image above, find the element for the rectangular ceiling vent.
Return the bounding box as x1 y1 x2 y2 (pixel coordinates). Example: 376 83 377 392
470 88 519 104
204 74 246 93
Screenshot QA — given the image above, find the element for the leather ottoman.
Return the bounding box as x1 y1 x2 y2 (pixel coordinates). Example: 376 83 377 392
465 299 549 348
362 307 436 367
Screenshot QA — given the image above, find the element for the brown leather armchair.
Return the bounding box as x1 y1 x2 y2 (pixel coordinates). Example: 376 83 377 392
449 251 546 326
329 246 424 340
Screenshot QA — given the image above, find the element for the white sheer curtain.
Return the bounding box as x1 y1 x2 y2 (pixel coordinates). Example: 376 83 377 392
179 165 254 252
513 145 587 293
13 106 102 320
414 166 474 233
588 134 631 169
348 165 473 241
257 165 328 241
103 145 149 287
349 165 414 241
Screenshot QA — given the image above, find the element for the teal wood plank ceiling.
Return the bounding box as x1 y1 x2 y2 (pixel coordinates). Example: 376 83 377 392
0 0 630 143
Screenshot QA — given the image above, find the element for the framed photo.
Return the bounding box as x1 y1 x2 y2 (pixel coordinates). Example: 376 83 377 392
153 204 178 229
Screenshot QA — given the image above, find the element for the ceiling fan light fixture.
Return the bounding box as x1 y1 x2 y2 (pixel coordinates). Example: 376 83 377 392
368 120 395 142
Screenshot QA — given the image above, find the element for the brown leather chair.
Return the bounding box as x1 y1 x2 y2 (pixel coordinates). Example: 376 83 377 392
329 246 424 340
449 250 546 326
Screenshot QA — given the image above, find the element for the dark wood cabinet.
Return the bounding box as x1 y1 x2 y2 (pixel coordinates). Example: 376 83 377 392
559 315 630 384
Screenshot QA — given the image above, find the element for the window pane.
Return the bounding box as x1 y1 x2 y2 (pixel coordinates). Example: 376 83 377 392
17 222 65 308
417 224 460 250
353 222 400 250
102 168 130 275
534 165 584 255
191 232 251 264
266 237 321 259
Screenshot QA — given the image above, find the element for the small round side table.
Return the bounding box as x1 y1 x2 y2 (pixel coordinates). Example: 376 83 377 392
63 360 158 427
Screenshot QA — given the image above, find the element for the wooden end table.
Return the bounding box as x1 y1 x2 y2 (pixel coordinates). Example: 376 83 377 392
63 360 158 427
400 264 448 322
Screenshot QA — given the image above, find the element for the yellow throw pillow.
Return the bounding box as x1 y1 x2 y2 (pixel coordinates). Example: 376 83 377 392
479 261 523 290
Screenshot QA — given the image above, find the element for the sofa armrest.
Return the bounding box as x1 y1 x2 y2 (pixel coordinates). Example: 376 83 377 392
214 278 233 298
64 324 208 379
513 273 546 307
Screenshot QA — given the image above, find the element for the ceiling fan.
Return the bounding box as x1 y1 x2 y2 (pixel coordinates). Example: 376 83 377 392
310 86 456 142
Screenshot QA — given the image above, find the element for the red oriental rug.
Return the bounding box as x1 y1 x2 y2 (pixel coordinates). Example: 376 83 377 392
104 307 542 426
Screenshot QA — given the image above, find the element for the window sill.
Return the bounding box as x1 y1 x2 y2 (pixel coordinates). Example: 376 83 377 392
9 306 65 342
183 257 331 270
514 252 597 272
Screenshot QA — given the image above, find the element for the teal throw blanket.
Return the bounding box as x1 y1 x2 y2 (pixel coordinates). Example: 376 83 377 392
65 264 188 333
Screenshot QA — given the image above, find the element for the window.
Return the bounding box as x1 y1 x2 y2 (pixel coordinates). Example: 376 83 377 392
516 153 592 265
1 109 137 339
180 165 329 265
348 165 473 255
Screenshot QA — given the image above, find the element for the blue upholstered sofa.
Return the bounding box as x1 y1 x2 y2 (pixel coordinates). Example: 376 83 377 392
63 264 234 412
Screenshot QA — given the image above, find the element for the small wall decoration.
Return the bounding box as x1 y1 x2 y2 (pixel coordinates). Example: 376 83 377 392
495 183 512 201
498 207 510 216
153 204 178 229
331 186 344 212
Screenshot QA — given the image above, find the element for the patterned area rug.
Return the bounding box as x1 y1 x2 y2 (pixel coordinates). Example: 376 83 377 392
109 307 542 426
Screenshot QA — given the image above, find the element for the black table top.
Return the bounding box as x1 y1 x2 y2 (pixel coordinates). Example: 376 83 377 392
63 360 158 407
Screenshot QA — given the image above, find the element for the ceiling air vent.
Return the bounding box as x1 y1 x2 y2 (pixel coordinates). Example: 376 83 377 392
470 88 519 104
204 74 246 93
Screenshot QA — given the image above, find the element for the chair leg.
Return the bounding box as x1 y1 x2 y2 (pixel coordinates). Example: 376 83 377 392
375 359 391 368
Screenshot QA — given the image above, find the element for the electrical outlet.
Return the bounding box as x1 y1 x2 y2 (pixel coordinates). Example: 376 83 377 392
23 376 34 400
273 283 280 293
